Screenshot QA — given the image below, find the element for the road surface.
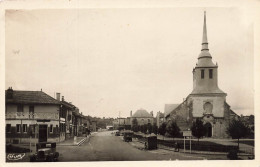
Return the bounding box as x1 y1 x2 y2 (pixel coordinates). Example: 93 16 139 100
57 131 225 161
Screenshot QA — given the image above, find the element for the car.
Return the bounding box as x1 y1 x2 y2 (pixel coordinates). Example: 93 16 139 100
115 131 120 136
30 142 59 162
123 131 133 142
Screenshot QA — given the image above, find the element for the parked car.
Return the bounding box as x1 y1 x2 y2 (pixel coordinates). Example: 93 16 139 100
115 131 120 136
30 142 59 162
123 131 133 142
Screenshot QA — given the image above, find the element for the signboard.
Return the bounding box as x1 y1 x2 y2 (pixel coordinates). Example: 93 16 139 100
183 130 192 137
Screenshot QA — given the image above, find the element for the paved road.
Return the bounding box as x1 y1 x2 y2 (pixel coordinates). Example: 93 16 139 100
57 131 226 161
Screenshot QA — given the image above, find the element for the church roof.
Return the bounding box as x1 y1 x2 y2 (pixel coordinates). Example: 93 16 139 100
164 104 179 117
132 109 153 118
190 87 226 95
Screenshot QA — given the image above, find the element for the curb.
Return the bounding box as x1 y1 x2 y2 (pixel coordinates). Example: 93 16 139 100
77 137 88 146
57 137 89 146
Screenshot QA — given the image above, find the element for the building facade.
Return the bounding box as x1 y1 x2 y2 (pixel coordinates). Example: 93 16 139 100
5 88 62 144
165 12 238 138
130 109 154 127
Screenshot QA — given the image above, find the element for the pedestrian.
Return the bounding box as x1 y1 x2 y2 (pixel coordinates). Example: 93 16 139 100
175 142 179 152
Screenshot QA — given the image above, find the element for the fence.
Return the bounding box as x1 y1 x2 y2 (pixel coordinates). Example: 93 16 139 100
133 133 254 155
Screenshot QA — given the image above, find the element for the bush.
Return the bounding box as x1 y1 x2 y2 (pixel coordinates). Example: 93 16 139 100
227 149 238 160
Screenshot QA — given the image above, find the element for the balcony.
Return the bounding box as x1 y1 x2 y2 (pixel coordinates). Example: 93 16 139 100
6 112 59 120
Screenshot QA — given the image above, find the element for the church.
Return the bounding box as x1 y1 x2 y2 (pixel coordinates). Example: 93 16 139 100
165 12 239 138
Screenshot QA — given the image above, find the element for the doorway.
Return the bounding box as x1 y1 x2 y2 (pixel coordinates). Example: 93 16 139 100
204 122 212 137
39 125 48 142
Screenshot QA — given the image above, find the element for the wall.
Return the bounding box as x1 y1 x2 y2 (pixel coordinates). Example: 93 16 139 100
188 95 226 117
130 117 154 126
5 103 62 144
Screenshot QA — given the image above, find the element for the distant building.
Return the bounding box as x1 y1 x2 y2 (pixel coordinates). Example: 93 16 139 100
165 12 238 138
5 87 62 144
130 109 154 127
113 118 127 130
156 111 164 127
90 121 97 132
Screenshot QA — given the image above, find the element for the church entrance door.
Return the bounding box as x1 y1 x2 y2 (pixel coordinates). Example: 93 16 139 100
204 122 212 137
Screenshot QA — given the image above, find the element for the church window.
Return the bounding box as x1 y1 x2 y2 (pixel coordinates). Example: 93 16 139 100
201 69 204 79
203 102 213 114
209 69 213 79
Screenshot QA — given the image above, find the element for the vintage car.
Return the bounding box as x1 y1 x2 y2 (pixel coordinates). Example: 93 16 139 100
123 131 133 142
30 142 59 162
115 131 120 136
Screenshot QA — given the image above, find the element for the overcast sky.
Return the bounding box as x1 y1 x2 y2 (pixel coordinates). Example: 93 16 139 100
5 8 254 118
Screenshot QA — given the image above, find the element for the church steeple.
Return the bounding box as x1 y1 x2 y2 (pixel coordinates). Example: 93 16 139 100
201 11 209 51
191 11 225 95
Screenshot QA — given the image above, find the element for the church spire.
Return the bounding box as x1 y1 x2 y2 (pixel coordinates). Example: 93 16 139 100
201 11 209 51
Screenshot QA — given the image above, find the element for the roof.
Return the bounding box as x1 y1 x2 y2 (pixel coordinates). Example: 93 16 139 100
132 109 153 118
6 89 60 105
61 100 75 109
164 104 179 117
156 112 164 118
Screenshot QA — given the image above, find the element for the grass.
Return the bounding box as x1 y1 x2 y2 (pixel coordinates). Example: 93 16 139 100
231 140 254 146
133 133 238 153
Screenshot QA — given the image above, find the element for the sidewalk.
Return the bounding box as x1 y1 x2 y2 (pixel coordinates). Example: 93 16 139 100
130 137 253 158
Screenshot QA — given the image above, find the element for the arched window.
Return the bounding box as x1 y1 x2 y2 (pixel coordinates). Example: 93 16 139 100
203 102 213 114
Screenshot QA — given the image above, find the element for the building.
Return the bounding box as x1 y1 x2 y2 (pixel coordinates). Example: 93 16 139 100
156 111 164 127
113 117 131 130
130 109 154 127
60 95 77 139
165 12 238 138
5 88 62 144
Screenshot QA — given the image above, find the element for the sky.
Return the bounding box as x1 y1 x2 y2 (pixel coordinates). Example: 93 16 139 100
5 8 254 118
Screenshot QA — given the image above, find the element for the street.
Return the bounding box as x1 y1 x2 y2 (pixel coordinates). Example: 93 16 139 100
57 131 226 161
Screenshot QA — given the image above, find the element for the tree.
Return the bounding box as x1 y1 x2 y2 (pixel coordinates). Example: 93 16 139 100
226 119 250 149
131 118 139 132
166 120 180 138
147 124 152 134
191 118 206 143
152 123 158 134
158 122 167 136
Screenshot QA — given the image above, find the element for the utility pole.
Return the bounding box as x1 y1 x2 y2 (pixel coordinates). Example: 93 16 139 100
119 111 120 130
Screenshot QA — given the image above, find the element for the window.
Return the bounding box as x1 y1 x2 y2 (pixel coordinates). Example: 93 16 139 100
29 125 35 134
209 69 213 79
16 124 21 133
29 106 34 119
50 124 53 133
56 125 59 133
148 119 150 123
23 124 27 133
6 124 11 133
201 69 204 79
17 105 23 116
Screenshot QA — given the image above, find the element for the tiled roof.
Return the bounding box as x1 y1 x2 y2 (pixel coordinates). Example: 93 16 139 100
6 90 60 105
132 109 153 118
61 100 75 109
164 104 179 117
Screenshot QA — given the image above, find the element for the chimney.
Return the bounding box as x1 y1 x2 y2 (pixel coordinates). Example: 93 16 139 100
62 96 64 101
6 87 14 99
150 111 153 117
56 93 60 101
130 111 132 117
